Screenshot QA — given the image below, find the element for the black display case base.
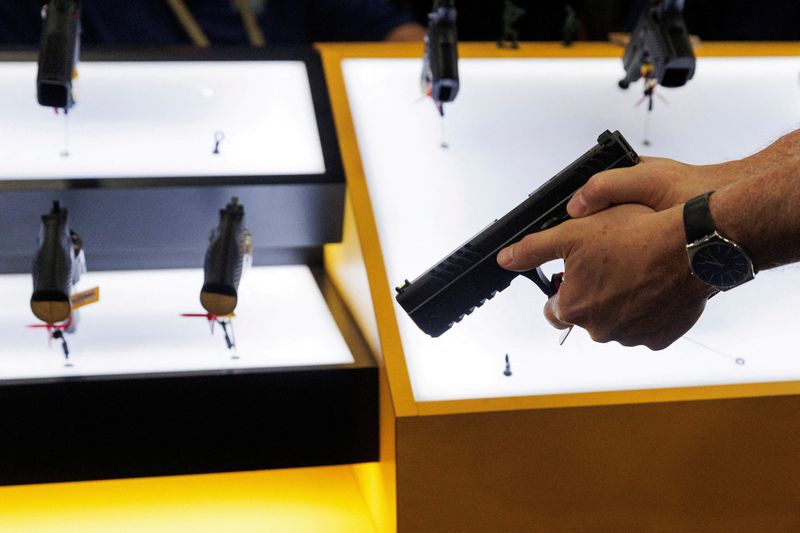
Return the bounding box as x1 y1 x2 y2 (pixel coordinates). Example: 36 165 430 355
0 269 377 486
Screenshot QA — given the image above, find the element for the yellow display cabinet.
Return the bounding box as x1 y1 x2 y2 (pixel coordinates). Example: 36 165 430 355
320 42 800 532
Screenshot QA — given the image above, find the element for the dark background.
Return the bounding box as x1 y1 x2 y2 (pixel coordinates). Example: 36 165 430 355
2 0 799 46
399 0 800 42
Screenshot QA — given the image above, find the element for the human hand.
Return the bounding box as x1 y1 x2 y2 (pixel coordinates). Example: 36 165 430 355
497 203 715 350
566 157 744 218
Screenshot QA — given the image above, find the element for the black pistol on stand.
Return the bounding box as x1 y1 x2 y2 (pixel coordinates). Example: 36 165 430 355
395 131 639 338
618 0 695 91
31 201 85 324
200 197 251 317
421 0 459 116
37 0 81 111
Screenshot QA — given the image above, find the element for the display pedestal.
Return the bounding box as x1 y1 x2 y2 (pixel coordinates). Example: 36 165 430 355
0 265 377 485
320 41 800 532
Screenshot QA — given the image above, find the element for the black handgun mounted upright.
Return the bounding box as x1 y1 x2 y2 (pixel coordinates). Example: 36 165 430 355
200 197 251 317
37 0 81 110
395 131 639 338
619 0 695 90
31 201 84 324
422 0 459 115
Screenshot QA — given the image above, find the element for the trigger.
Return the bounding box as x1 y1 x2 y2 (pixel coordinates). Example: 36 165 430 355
520 267 555 297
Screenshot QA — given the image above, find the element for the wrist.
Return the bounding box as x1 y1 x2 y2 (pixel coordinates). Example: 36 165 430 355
706 130 800 271
707 186 759 271
664 205 718 299
684 191 756 290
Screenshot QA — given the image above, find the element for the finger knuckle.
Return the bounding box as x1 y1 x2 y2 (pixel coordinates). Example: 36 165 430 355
510 238 534 263
583 176 606 203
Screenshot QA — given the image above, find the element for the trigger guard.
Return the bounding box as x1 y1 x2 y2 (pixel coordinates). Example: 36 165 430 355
520 267 555 297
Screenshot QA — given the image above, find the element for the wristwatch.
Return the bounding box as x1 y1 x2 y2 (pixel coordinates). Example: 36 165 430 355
683 191 755 291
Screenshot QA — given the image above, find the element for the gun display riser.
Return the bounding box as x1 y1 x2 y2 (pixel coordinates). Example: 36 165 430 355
396 131 639 338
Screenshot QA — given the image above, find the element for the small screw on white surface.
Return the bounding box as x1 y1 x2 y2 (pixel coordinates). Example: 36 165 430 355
213 131 225 154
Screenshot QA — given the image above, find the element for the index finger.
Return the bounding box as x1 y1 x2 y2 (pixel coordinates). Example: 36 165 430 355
497 222 574 272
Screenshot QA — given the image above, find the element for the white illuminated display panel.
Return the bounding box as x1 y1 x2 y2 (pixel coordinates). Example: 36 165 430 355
343 57 800 402
0 61 325 179
0 265 353 380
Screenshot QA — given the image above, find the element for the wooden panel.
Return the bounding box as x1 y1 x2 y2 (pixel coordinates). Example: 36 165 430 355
397 395 800 532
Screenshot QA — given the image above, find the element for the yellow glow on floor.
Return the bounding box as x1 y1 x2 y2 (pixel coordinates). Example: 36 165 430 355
0 465 378 533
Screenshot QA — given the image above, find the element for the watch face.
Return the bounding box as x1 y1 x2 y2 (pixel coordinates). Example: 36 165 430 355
691 242 752 289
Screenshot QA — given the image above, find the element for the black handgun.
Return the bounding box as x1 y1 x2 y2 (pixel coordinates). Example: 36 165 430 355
618 0 695 90
421 0 459 115
395 131 639 338
37 0 81 110
200 197 251 317
31 201 85 324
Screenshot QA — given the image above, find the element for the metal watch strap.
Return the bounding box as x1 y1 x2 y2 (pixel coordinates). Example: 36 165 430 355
683 191 716 244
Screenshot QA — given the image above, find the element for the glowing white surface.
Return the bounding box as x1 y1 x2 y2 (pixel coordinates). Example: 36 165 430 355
0 62 325 179
0 265 353 380
343 57 800 402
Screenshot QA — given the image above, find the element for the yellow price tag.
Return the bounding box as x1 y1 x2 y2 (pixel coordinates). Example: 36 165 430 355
70 286 99 310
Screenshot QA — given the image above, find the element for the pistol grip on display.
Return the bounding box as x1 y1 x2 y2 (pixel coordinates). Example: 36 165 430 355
422 0 459 110
37 0 81 110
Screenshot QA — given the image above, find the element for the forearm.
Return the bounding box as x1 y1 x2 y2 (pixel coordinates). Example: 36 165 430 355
710 129 800 271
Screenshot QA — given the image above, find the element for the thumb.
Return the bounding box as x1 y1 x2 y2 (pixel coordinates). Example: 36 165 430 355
567 158 662 217
497 225 572 272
